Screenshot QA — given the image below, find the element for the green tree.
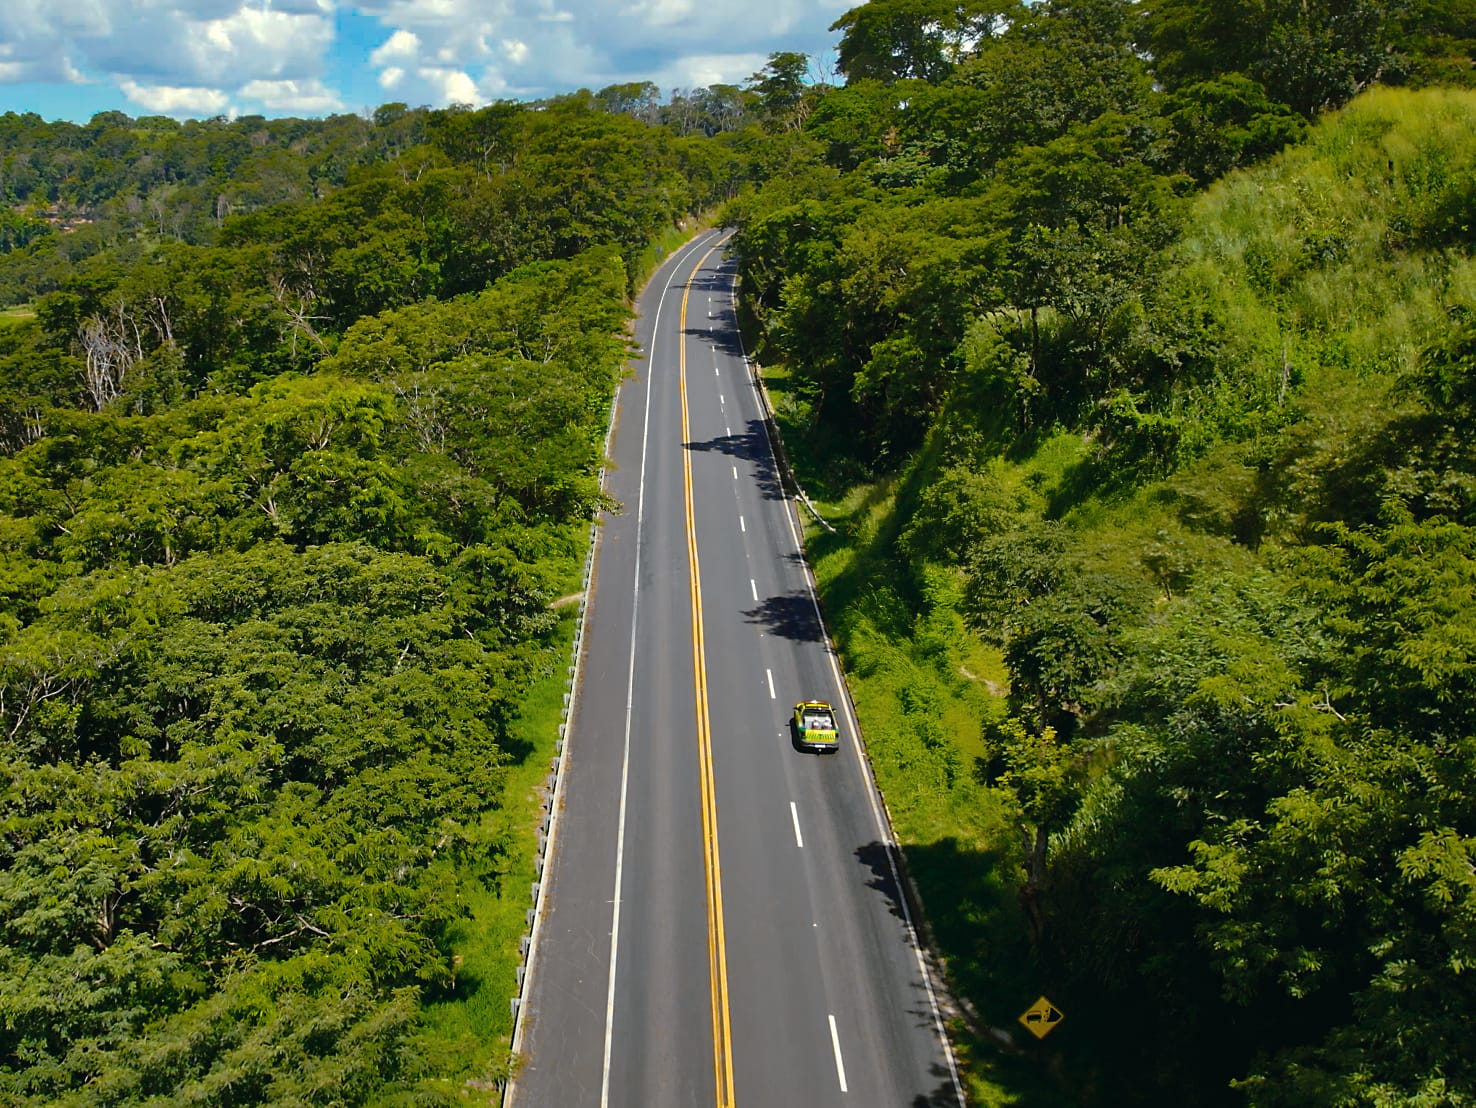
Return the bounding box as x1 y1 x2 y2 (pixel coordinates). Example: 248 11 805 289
831 0 1020 84
1139 0 1409 115
1161 75 1308 183
982 716 1082 943
747 52 824 132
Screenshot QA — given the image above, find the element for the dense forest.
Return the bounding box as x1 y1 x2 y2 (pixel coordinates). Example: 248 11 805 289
4 0 1476 1103
724 0 1476 1105
0 88 759 1102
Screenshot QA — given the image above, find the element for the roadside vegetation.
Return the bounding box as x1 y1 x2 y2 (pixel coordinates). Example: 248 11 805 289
0 93 751 1103
730 2 1476 1104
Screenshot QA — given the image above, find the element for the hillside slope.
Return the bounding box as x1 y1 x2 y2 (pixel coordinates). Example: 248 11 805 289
766 85 1476 1106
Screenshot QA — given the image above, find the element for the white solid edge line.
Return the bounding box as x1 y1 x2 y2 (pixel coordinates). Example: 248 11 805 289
506 228 716 1108
790 801 804 849
720 256 968 1108
829 1014 849 1093
599 231 713 1108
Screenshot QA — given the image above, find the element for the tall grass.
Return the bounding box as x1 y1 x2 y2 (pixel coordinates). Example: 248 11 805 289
1140 86 1476 467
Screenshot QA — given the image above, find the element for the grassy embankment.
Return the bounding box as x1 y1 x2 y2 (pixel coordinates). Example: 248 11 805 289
759 84 1476 1105
629 214 717 293
415 601 582 1096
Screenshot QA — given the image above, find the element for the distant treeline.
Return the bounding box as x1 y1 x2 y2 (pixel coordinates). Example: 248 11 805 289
0 87 769 312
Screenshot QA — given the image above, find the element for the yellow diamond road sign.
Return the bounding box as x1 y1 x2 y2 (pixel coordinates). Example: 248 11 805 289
1019 995 1064 1039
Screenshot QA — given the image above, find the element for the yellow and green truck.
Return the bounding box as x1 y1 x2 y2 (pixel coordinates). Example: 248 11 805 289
793 700 840 754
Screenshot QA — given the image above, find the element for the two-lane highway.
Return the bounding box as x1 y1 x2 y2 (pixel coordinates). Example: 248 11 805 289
508 234 963 1107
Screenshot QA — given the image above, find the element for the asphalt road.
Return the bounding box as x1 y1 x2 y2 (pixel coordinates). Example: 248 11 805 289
508 233 963 1108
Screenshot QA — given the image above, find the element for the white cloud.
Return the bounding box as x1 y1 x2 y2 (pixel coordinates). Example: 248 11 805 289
238 77 345 112
120 79 230 115
621 0 693 28
378 65 405 89
481 67 509 95
0 3 96 83
2 1 108 40
364 0 501 26
350 0 839 94
371 28 421 64
192 7 335 77
0 55 83 83
417 66 479 104
0 1 339 116
265 0 337 13
80 5 334 87
651 51 769 91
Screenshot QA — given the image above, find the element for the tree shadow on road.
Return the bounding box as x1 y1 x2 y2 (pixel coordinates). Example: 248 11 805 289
855 840 907 924
684 419 786 501
682 266 745 359
743 590 824 642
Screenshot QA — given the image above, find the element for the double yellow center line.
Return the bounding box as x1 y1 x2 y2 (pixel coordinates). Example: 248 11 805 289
680 242 736 1108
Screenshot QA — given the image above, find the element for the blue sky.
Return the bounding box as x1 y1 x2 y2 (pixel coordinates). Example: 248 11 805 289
0 1 848 123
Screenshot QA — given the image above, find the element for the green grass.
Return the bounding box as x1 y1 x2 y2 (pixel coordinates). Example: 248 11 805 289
627 213 717 294
1142 86 1476 461
0 307 35 326
415 605 581 1098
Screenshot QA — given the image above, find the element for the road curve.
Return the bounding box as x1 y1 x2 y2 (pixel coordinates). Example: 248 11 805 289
508 234 963 1108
